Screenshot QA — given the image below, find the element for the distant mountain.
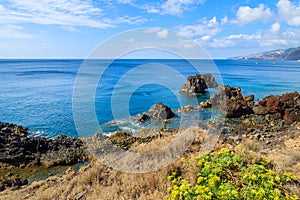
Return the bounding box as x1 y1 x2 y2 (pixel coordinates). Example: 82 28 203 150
230 47 300 60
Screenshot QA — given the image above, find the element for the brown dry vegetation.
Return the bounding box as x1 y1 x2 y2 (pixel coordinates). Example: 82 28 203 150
0 150 179 200
0 126 299 199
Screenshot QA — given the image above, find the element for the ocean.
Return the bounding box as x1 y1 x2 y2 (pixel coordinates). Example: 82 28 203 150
0 59 299 138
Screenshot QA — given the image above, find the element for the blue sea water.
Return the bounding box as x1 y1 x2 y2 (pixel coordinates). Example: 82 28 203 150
0 59 299 138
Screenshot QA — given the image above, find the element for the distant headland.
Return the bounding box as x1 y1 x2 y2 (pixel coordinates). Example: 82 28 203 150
229 46 300 60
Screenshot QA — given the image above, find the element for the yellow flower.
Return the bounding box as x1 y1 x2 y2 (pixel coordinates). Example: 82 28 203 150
251 174 257 180
197 177 204 184
231 190 239 197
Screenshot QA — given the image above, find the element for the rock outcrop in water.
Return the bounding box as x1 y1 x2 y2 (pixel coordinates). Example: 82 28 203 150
200 85 254 118
136 102 175 122
148 103 175 120
0 122 87 168
180 73 220 94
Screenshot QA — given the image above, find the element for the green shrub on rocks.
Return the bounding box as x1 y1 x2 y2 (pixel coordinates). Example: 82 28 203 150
166 148 299 200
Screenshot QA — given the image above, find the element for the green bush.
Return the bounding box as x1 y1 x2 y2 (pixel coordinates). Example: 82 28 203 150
166 148 299 200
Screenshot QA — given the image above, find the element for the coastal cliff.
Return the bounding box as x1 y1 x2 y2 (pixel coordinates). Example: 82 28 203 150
230 46 300 60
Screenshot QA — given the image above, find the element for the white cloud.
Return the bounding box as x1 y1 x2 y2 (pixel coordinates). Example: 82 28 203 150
0 0 110 28
143 28 169 38
270 22 281 32
125 0 206 16
0 0 147 39
156 29 169 38
0 25 36 39
277 0 300 26
199 28 300 49
144 27 162 34
232 3 272 25
177 16 221 38
0 0 146 28
221 16 228 25
178 39 196 48
117 0 133 4
160 0 206 15
141 4 161 14
200 35 211 41
107 16 147 25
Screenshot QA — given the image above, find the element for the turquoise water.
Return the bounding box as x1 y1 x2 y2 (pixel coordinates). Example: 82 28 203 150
0 59 299 137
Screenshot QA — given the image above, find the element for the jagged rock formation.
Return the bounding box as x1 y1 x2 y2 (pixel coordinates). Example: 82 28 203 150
136 102 175 122
254 92 300 125
222 92 300 135
148 103 175 120
179 73 220 94
200 86 254 118
0 122 87 168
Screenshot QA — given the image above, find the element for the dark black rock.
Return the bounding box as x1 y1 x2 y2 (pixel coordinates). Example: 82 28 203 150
180 73 220 94
0 177 28 191
136 114 150 123
0 122 87 168
200 85 254 118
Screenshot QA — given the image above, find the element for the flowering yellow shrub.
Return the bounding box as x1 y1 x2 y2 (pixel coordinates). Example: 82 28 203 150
166 148 299 200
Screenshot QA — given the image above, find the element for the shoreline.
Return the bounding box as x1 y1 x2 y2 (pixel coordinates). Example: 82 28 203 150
0 89 299 187
0 73 299 198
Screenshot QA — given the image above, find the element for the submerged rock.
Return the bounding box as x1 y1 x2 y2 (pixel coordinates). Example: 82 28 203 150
180 73 220 94
178 105 198 112
0 122 87 168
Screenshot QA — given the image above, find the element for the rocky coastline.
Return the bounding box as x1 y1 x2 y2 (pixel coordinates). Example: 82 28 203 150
0 122 88 191
0 73 299 198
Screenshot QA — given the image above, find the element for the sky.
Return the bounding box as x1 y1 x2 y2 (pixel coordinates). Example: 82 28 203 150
0 0 300 58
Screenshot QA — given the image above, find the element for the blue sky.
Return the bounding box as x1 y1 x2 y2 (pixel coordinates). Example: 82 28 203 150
0 0 300 58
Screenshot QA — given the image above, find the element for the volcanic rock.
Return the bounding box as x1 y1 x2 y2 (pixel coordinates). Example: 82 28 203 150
200 85 254 118
254 92 300 125
180 73 220 94
0 122 87 168
136 114 150 123
147 103 175 120
0 177 28 191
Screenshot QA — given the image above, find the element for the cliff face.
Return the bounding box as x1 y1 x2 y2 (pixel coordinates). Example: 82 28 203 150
230 46 300 60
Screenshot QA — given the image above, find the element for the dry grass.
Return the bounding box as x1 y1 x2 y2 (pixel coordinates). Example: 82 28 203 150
291 149 300 162
1 128 299 199
0 129 201 200
130 133 174 153
241 138 262 152
0 160 179 200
